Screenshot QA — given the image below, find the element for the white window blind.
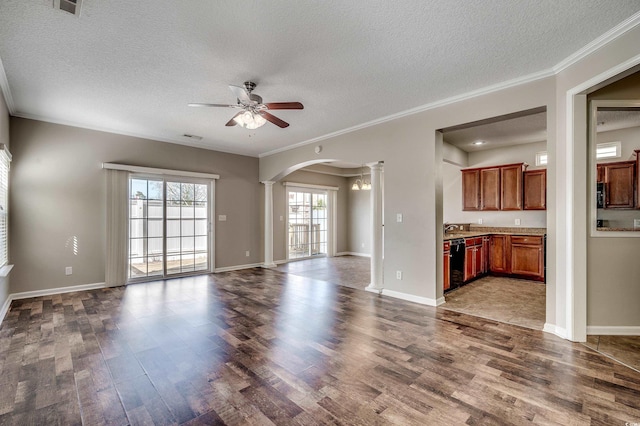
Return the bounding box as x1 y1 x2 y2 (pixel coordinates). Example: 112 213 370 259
0 145 12 268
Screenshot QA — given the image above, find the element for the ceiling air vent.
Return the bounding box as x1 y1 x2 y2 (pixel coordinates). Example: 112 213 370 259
183 134 203 141
53 0 82 16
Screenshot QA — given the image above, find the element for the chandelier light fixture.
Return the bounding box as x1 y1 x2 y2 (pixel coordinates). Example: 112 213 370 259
234 110 267 129
351 165 371 191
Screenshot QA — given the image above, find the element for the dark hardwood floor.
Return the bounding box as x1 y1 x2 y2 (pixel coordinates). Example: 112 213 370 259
1 266 639 425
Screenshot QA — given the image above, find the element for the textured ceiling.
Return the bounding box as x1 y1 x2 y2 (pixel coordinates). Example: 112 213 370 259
0 1 639 157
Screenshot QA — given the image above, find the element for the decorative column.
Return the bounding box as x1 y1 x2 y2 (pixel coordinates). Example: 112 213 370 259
262 181 277 268
366 162 384 293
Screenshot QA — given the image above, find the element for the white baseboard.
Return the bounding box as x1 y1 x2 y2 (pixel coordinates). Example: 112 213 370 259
586 326 640 335
214 263 263 273
543 323 568 339
366 286 439 307
336 252 371 258
0 295 11 324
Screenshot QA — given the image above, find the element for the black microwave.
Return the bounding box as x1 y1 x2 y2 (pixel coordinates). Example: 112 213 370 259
596 182 605 208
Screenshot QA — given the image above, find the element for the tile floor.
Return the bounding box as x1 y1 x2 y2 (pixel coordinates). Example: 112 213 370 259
442 276 546 330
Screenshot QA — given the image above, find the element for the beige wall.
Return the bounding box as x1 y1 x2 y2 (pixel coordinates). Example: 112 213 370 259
0 91 9 309
271 169 349 261
9 117 261 293
585 70 640 327
347 176 371 255
260 77 555 307
443 141 548 227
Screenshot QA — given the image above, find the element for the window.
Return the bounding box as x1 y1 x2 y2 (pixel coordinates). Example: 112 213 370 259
128 175 211 281
286 188 329 260
535 151 548 166
0 145 10 268
596 141 621 159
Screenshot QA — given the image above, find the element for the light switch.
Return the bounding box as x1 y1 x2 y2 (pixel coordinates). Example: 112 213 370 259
218 215 227 221
396 213 403 223
515 218 521 225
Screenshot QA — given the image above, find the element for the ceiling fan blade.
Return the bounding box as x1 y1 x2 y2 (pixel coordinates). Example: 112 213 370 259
265 102 304 110
228 85 251 104
261 112 289 128
225 112 243 127
188 103 241 108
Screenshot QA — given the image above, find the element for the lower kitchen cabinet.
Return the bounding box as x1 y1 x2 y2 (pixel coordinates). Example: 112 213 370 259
489 235 508 273
510 236 545 281
464 237 484 282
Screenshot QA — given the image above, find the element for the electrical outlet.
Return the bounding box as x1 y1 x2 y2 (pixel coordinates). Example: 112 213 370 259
65 266 72 276
478 218 483 224
218 215 227 221
245 251 250 257
361 242 365 248
396 270 402 280
515 218 521 225
396 213 403 223
280 215 283 221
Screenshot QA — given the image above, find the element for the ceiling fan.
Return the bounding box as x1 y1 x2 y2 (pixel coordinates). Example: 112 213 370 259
188 81 304 129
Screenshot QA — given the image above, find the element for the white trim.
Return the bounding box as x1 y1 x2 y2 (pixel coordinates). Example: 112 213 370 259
0 56 15 115
336 251 371 258
103 162 219 180
587 326 640 336
11 282 109 300
564 53 640 342
282 181 339 191
0 294 11 323
366 287 440 307
259 69 554 158
543 323 568 339
214 263 263 273
553 11 640 73
0 264 13 277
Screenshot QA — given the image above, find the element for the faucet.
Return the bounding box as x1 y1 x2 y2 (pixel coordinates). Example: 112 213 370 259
444 223 459 234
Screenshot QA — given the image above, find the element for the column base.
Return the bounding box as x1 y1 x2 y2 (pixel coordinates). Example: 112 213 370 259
262 263 277 268
365 284 383 294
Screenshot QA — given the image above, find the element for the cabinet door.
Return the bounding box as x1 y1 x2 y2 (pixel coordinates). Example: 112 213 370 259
462 170 480 211
464 245 475 281
480 168 501 210
510 237 544 279
473 246 482 277
443 249 451 291
481 236 490 273
637 150 640 209
501 164 523 210
604 162 635 208
489 235 508 273
523 169 546 210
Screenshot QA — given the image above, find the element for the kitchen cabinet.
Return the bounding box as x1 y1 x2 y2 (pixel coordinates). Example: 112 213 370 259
462 163 525 211
443 241 451 291
480 168 501 210
500 164 523 210
523 169 546 210
636 150 640 209
598 161 635 209
462 170 481 211
482 236 490 273
489 235 508 274
510 235 545 281
464 237 484 282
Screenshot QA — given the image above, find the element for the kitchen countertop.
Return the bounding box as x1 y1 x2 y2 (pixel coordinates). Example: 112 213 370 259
443 226 546 241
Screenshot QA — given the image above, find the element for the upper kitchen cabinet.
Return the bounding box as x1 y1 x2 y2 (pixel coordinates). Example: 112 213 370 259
598 161 635 209
500 164 524 210
462 169 481 211
480 167 501 210
462 163 527 211
523 169 547 210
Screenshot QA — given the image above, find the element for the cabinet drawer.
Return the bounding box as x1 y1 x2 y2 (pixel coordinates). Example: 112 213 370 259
511 235 542 245
464 237 483 246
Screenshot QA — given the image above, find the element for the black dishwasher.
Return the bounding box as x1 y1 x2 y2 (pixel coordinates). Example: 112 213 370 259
448 238 465 291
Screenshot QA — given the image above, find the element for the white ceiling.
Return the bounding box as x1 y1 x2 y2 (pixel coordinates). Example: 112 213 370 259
1 1 639 157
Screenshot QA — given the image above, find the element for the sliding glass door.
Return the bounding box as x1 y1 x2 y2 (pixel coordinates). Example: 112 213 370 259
287 189 328 260
128 175 211 281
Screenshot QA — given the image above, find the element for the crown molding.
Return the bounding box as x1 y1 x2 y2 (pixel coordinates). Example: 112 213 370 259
553 11 640 74
258 68 555 158
0 56 15 115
